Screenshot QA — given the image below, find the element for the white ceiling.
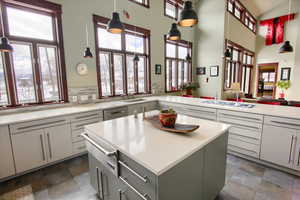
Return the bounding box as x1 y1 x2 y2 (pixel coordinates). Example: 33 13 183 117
240 0 287 17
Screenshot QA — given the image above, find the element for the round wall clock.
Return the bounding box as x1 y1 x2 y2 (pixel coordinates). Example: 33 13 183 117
76 63 88 76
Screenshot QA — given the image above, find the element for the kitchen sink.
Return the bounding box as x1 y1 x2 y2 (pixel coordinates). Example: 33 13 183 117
202 100 255 108
122 98 146 103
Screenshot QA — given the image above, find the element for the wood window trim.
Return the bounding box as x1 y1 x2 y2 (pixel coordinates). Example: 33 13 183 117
227 0 257 34
224 40 254 94
164 0 184 21
128 0 150 8
164 36 193 93
0 0 68 109
93 14 151 98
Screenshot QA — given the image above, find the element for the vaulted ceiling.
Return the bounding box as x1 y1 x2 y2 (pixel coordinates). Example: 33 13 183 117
240 0 287 17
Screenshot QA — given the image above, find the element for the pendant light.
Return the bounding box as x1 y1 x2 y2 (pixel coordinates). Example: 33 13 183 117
133 27 139 62
279 0 293 53
178 1 198 27
186 53 192 62
224 10 231 59
84 24 93 58
168 23 181 41
107 0 124 34
0 5 13 52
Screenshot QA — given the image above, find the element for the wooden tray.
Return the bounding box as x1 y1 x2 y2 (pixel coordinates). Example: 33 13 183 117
145 116 200 134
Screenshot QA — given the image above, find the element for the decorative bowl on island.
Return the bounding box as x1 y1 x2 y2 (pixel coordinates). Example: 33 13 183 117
159 109 177 128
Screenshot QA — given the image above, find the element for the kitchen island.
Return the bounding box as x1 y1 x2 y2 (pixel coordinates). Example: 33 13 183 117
84 112 230 200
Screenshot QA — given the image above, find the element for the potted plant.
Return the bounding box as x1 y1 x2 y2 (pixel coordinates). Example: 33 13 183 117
159 108 177 128
182 82 199 95
276 80 291 99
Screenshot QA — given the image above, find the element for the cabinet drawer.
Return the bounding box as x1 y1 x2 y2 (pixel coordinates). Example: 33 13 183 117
71 118 101 130
264 116 300 130
70 111 102 122
229 126 262 140
72 129 85 143
104 107 128 121
10 116 69 134
128 102 158 115
119 153 156 200
228 136 260 158
72 141 87 154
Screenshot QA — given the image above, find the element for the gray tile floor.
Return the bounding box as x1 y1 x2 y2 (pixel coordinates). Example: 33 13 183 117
0 154 299 200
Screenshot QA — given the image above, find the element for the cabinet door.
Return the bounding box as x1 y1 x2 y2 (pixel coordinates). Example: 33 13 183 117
0 126 15 179
293 131 300 171
45 124 72 163
11 129 47 173
261 125 297 168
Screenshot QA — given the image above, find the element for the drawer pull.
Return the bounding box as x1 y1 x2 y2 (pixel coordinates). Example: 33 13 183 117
228 144 258 154
270 120 300 127
220 120 259 130
119 176 149 200
106 161 116 170
81 133 116 157
75 114 99 120
289 136 294 163
17 120 67 131
96 167 104 199
221 113 261 121
297 149 300 166
40 134 46 161
119 160 148 183
47 133 52 159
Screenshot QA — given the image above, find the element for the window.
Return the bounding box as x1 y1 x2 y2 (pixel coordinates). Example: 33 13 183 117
0 0 67 108
129 0 149 7
224 40 254 95
165 38 192 92
94 15 150 98
227 0 257 33
164 0 183 20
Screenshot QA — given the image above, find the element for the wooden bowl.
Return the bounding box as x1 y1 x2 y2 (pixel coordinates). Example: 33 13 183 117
159 113 177 128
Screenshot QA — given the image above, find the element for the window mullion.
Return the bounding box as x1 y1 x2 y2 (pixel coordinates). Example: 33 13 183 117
110 52 115 96
32 43 43 103
3 52 17 106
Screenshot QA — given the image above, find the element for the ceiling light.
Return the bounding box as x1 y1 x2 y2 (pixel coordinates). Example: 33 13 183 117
178 1 198 27
168 23 181 41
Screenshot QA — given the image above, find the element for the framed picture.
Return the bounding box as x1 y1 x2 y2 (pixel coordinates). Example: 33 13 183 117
281 68 291 80
210 66 219 77
196 67 206 75
155 64 162 75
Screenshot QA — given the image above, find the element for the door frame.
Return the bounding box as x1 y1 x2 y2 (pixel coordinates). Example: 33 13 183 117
256 63 279 99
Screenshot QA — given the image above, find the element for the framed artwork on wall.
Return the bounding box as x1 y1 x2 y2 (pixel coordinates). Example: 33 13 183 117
281 67 291 80
155 64 162 75
210 66 219 77
196 67 206 75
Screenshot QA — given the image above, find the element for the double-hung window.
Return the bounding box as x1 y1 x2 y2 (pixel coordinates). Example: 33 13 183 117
227 0 257 33
164 0 183 20
224 40 254 95
165 38 192 92
129 0 149 8
94 15 150 98
0 0 67 108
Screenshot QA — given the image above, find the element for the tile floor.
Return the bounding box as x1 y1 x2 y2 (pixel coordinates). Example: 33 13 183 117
0 154 299 200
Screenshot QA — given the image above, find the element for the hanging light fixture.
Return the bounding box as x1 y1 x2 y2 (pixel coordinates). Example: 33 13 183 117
0 5 13 52
168 23 181 41
107 0 124 34
178 1 198 27
84 24 93 58
224 10 231 59
279 0 293 53
186 53 192 61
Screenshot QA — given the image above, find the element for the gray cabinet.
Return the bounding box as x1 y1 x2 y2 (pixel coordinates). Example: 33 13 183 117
104 107 128 121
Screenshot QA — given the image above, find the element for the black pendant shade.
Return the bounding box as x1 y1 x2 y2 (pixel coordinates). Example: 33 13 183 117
0 37 13 52
224 48 232 58
179 1 198 27
279 41 293 53
168 23 181 41
84 47 93 58
186 53 192 61
133 54 140 62
107 12 124 34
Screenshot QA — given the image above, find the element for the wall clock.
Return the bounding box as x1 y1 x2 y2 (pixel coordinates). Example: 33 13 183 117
76 63 88 76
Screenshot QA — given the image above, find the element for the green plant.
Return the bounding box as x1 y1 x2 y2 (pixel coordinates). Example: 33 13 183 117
276 80 291 91
182 82 199 91
160 108 177 114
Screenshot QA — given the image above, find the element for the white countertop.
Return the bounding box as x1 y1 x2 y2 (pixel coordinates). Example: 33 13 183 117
1 95 300 126
85 112 230 175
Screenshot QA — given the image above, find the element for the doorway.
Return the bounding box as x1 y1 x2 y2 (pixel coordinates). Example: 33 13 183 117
256 63 278 99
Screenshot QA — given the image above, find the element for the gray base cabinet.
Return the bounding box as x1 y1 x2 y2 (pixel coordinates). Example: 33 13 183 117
88 133 228 200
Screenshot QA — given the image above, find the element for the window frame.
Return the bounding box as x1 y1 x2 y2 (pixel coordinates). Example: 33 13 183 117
227 0 257 34
164 0 184 21
128 0 149 8
93 15 151 98
164 36 192 93
0 0 68 109
224 40 254 95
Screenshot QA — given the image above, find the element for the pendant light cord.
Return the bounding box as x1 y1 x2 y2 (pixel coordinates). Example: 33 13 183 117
0 4 5 37
288 0 292 27
227 10 230 38
114 0 116 12
86 24 89 47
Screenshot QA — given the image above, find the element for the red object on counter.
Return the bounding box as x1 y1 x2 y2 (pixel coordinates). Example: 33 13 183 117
200 96 215 100
182 95 194 98
257 101 281 105
226 98 245 102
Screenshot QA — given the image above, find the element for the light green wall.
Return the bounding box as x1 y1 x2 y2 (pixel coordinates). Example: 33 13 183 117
48 0 195 94
194 0 226 98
